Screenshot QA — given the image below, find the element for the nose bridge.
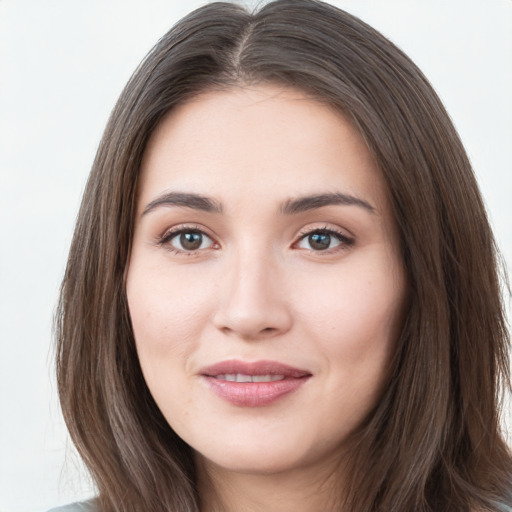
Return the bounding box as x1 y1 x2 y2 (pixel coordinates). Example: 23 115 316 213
213 242 291 339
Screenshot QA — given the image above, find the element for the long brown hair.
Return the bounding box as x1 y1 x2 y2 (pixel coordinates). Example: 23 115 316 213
55 1 512 510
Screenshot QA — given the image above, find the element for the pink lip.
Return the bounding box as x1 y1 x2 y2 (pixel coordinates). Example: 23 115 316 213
199 360 311 407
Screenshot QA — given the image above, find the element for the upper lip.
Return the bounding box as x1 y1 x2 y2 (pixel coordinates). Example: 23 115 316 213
200 360 311 378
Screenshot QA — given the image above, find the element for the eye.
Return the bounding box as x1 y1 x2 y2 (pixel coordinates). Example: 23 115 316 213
160 227 216 253
296 228 353 252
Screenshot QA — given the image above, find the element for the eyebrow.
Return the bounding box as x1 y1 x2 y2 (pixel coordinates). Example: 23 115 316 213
141 191 375 217
280 193 375 215
142 191 223 216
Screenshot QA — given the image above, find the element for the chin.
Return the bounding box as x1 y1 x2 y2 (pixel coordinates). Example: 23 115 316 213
196 445 308 475
189 422 349 477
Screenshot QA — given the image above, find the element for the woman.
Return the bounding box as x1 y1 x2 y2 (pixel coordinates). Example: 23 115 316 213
53 0 512 511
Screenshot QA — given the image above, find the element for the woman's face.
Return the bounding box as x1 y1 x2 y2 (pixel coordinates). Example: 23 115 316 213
126 84 407 477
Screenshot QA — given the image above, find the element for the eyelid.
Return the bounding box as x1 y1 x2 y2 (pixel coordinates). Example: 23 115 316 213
154 222 354 256
293 224 355 253
157 224 219 254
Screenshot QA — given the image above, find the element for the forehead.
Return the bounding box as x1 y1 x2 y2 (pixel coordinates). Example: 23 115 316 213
138 84 390 215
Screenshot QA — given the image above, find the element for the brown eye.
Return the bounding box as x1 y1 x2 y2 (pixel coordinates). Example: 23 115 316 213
166 230 214 252
308 232 332 251
180 232 203 250
296 229 353 252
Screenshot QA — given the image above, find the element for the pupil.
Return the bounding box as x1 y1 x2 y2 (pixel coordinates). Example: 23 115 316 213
180 232 202 250
309 232 330 250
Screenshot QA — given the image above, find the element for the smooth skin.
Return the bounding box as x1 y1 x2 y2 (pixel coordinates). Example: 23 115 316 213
126 84 408 512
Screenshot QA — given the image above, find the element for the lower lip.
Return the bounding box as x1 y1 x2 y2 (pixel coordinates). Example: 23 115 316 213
203 376 310 407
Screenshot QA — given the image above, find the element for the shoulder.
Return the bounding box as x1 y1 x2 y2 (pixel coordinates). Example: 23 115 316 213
47 499 98 512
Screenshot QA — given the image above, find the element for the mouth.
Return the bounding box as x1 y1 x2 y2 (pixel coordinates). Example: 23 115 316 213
199 360 312 407
213 374 286 382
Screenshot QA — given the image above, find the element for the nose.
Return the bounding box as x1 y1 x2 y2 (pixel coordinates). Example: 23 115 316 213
212 250 293 340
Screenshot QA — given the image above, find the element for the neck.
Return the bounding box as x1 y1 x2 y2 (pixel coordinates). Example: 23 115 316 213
196 455 346 512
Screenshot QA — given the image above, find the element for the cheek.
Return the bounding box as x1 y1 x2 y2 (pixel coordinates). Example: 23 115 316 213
297 251 406 374
299 261 405 433
126 259 214 374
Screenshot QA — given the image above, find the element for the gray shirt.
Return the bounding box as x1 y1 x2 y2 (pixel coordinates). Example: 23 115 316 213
47 500 97 512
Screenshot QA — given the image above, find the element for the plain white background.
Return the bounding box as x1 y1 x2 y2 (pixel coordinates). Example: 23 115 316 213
0 1 511 511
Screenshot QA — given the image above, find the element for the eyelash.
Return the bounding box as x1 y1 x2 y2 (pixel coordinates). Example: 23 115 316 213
157 224 354 256
157 224 216 256
295 226 355 253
